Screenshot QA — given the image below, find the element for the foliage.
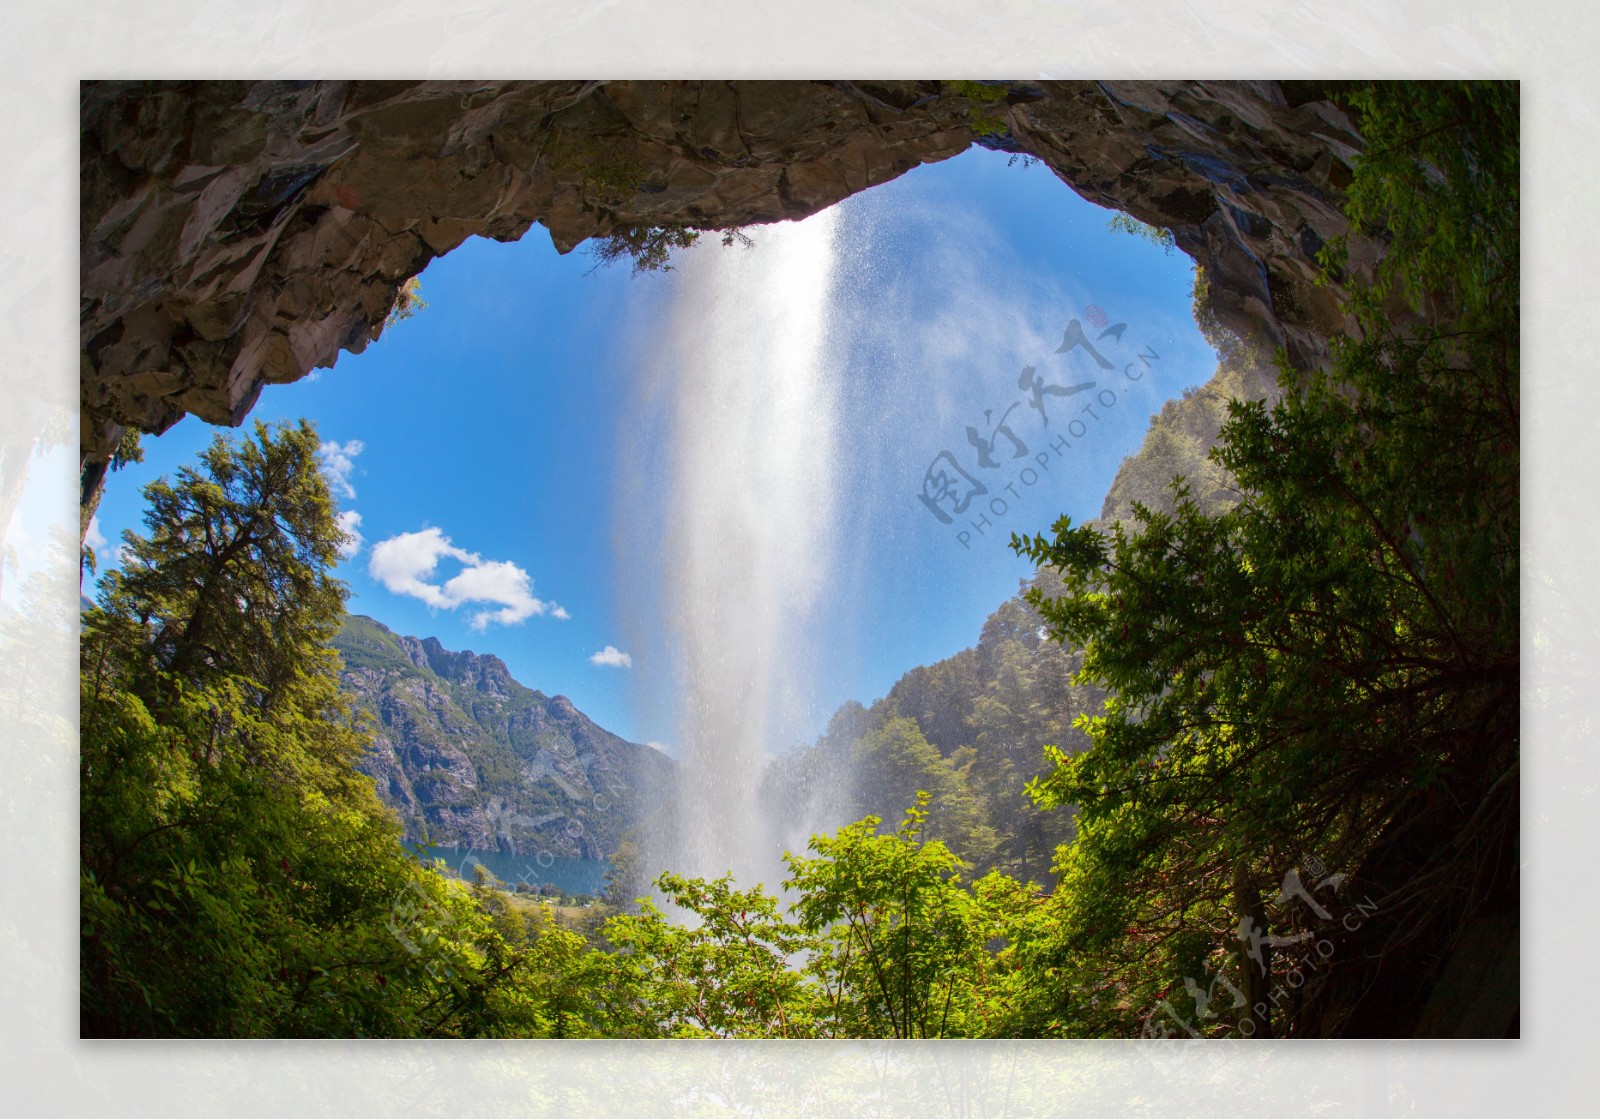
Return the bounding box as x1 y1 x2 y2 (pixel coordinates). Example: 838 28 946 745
1006 79 1518 1036
589 224 701 274
383 276 426 330
76 418 1039 1039
763 583 1092 886
1319 81 1518 320
549 125 753 275
85 428 150 575
79 421 565 1037
944 80 1012 138
1188 264 1256 370
111 427 144 472
99 419 348 692
581 795 1040 1039
81 80 1516 1040
80 423 1054 1039
599 873 814 1037
588 223 755 275
1096 331 1271 526
543 128 645 207
601 832 649 912
1108 212 1176 255
785 794 1021 1038
84 421 413 1033
845 715 1000 872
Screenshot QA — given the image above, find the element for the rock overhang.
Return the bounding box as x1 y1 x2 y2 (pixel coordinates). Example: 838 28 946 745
79 79 1374 518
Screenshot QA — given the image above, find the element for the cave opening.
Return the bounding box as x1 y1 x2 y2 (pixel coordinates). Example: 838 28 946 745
75 80 1522 1039
84 141 1228 890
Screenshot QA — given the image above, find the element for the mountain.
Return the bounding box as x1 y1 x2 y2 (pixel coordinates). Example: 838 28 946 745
331 346 1272 876
1093 343 1277 528
764 345 1278 883
334 614 673 860
761 570 1089 884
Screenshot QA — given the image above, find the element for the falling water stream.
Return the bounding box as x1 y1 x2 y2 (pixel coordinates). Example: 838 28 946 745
639 210 844 887
614 163 1206 893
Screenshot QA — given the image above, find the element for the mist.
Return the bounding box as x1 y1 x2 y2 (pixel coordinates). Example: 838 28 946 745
616 210 848 887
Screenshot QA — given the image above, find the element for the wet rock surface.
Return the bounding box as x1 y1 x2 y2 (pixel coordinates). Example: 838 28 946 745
80 79 1371 507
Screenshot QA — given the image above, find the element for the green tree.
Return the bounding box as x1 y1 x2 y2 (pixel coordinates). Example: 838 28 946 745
943 80 1012 138
784 794 1017 1038
512 904 619 1037
1188 264 1256 372
80 421 507 1036
600 831 649 913
588 224 754 275
1007 79 1518 1037
850 716 999 869
599 872 815 1038
97 418 348 693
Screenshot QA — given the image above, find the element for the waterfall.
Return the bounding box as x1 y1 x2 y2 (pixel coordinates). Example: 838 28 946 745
622 209 844 887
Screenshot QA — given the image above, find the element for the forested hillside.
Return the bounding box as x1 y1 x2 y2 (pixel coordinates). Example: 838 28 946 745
334 614 671 860
764 302 1278 885
80 80 1518 1039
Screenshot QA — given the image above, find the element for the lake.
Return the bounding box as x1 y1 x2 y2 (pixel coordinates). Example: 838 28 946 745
404 843 610 897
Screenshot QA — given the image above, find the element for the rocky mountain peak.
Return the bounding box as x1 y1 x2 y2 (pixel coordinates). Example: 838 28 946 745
333 614 672 858
382 631 522 698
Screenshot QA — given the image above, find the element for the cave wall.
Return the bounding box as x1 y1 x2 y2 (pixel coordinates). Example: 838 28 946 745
79 79 1372 511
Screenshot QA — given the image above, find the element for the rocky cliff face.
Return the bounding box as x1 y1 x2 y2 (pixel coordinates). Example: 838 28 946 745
335 613 672 858
79 79 1375 513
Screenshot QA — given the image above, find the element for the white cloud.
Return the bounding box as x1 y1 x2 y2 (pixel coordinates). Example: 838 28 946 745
318 438 365 500
441 558 541 629
369 527 469 609
336 510 364 559
367 526 553 629
80 516 127 570
590 645 632 669
551 605 571 620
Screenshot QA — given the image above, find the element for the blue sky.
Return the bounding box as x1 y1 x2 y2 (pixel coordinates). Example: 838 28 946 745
87 146 1214 753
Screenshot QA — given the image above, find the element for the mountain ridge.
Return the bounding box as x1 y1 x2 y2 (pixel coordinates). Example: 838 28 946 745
762 344 1276 881
335 614 672 860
